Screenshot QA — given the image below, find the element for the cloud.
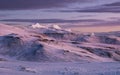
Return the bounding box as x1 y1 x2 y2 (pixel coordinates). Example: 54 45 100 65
57 1 120 13
1 18 120 27
0 19 104 23
0 0 90 10
105 2 120 6
79 2 120 12
0 0 119 12
0 14 8 17
92 18 120 26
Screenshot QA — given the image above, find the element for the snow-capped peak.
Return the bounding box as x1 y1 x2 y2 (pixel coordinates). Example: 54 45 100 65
32 23 47 29
91 32 95 36
31 23 73 33
52 24 61 30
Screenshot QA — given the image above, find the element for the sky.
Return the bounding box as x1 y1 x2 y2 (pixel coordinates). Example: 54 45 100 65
0 0 120 26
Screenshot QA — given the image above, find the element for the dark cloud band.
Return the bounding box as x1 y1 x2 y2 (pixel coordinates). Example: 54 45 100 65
53 1 120 13
0 0 89 10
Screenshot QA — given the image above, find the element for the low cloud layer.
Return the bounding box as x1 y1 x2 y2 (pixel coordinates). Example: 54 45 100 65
0 19 103 23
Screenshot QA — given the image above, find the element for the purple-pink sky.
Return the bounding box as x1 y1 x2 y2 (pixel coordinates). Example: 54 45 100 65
0 0 120 26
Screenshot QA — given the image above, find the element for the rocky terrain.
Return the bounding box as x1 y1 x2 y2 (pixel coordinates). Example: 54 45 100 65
0 23 120 75
0 23 120 62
